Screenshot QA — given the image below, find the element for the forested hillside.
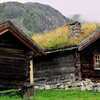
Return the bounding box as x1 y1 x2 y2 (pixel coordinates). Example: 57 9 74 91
0 2 69 36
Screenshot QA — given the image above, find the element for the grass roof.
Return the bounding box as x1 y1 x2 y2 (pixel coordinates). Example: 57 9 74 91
32 23 98 50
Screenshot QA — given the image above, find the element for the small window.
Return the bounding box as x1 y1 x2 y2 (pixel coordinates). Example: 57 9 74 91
94 54 100 70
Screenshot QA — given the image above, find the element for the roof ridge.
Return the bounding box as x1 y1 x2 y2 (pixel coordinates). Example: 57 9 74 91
0 20 44 55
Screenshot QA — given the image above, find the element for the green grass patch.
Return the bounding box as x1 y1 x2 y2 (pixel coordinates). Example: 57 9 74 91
0 89 17 93
0 96 22 100
34 89 100 100
0 89 22 100
0 89 34 100
0 89 100 100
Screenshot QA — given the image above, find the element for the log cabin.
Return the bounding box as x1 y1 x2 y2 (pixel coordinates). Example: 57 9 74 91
0 20 100 89
0 21 43 89
34 46 80 85
79 30 100 80
34 30 100 86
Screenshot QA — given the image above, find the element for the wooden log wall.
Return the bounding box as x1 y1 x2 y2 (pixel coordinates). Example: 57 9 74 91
0 32 31 88
80 39 100 80
34 50 76 85
74 52 81 80
0 48 30 86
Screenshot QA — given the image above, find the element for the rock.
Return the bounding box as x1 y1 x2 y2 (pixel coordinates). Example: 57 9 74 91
34 78 100 91
93 83 100 92
73 81 81 87
50 84 56 89
59 84 64 89
80 81 86 91
70 74 75 82
34 86 40 89
56 83 61 88
66 82 72 86
86 85 92 90
80 79 94 91
39 86 45 90
44 85 51 90
64 85 69 90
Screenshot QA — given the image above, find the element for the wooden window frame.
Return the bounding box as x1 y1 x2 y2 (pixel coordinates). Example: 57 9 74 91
93 53 100 70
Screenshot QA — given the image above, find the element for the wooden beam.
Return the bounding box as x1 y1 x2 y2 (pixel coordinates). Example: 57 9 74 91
29 60 34 85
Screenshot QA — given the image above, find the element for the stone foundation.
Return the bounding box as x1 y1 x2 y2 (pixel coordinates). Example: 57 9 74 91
34 79 100 92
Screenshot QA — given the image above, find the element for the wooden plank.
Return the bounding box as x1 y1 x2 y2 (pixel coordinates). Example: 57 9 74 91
0 55 26 60
29 60 34 85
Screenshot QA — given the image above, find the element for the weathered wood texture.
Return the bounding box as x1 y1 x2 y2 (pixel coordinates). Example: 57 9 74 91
0 21 44 98
74 52 81 80
34 49 77 85
80 39 100 80
0 31 31 88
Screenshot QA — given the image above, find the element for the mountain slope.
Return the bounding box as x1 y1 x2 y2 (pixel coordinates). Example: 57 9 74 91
0 2 69 36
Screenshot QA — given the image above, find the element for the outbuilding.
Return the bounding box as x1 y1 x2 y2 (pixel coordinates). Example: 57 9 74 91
34 30 100 86
0 21 43 89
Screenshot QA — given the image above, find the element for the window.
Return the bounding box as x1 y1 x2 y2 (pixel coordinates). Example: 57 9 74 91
94 54 100 69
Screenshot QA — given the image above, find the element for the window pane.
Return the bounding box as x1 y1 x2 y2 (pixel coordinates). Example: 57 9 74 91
94 54 100 69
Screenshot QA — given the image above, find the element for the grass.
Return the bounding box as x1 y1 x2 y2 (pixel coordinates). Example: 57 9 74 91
0 89 34 100
32 25 80 50
0 96 21 100
34 89 100 100
0 89 100 100
32 23 97 50
0 89 22 100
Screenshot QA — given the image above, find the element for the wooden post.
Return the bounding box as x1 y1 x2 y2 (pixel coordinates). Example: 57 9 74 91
30 60 34 85
75 52 82 81
22 59 34 100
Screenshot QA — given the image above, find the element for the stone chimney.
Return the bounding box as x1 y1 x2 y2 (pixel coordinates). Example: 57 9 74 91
68 21 81 37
